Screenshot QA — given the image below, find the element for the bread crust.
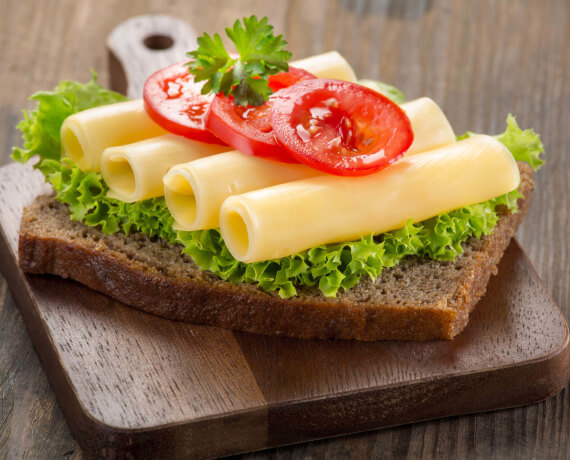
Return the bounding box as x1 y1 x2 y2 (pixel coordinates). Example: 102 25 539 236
18 163 534 341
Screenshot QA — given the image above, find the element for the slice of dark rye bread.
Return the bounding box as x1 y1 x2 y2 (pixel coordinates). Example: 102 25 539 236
18 163 534 341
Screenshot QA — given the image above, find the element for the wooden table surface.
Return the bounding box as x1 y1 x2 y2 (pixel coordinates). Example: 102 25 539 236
1 0 568 458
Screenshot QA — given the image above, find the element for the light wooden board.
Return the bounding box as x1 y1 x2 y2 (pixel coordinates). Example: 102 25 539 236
0 161 568 458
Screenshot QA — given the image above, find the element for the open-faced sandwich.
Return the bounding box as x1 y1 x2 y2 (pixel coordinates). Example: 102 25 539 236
13 16 545 340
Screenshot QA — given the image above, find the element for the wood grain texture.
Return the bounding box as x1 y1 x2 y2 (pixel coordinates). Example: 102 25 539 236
1 0 570 458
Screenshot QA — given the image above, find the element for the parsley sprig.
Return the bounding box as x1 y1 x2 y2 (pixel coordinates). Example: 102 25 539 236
186 16 291 106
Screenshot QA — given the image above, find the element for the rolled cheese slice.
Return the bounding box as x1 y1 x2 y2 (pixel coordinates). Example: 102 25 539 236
291 51 357 82
101 134 229 202
220 135 520 263
61 99 166 172
164 152 320 231
400 97 456 155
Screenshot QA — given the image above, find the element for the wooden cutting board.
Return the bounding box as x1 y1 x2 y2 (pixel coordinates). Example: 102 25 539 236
1 15 569 460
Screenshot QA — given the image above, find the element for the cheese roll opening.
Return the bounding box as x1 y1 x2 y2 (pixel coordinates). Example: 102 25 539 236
102 152 137 199
164 171 199 230
61 122 89 170
220 205 252 262
60 100 167 172
102 134 228 203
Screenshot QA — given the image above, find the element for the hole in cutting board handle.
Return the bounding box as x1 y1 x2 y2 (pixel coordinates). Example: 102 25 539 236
143 34 175 50
108 15 199 97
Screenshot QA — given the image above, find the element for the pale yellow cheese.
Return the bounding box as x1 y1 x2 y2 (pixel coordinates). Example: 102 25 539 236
61 99 166 172
101 134 229 203
291 51 357 82
400 97 456 155
164 152 320 231
219 135 520 263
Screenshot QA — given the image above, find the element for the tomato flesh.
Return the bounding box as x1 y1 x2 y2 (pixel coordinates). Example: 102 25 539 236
143 61 226 145
271 79 414 176
205 67 316 162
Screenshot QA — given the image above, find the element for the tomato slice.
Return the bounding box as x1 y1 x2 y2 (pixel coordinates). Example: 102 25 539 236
143 61 226 145
271 79 414 176
205 67 316 162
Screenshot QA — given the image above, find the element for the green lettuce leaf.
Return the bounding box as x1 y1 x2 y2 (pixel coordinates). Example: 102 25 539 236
497 114 545 170
358 79 406 104
40 158 177 242
13 77 544 298
458 114 545 170
12 72 127 168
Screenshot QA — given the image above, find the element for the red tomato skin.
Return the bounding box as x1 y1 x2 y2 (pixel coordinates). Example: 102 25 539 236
205 67 316 163
270 79 414 176
143 61 226 145
206 97 297 162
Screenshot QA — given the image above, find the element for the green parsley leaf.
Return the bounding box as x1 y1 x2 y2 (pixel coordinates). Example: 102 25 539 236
186 15 291 106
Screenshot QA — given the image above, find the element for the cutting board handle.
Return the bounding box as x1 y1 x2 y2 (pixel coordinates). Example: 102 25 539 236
107 15 198 99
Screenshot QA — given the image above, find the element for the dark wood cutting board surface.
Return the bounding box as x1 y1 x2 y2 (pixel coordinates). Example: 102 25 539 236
1 14 569 460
